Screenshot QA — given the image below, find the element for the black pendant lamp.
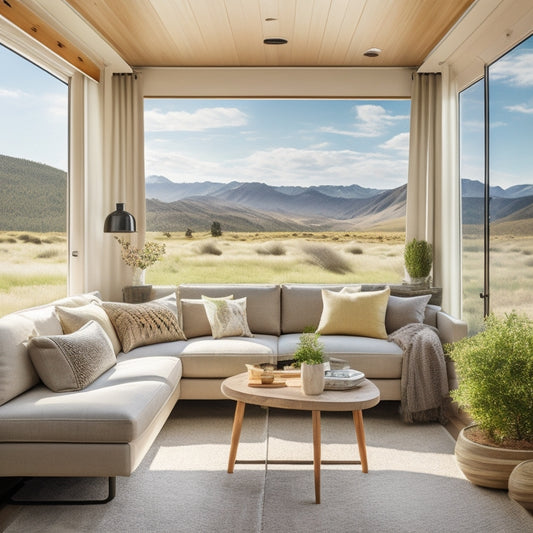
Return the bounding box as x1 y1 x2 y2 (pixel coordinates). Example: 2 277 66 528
103 203 136 233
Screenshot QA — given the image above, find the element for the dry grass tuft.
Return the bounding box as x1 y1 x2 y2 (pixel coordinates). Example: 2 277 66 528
256 242 286 256
302 243 353 274
346 245 363 255
198 242 223 256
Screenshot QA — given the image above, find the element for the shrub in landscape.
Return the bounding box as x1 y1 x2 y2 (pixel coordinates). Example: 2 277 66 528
199 242 222 256
302 243 352 274
346 245 363 255
36 249 60 259
256 242 286 256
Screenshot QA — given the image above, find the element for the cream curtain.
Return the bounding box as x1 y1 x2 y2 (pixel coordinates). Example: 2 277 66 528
69 71 145 301
406 71 461 316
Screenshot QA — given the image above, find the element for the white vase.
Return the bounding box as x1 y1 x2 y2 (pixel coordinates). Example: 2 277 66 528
301 363 325 395
132 267 146 286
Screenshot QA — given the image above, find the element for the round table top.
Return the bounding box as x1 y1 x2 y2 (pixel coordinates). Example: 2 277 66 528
221 372 380 412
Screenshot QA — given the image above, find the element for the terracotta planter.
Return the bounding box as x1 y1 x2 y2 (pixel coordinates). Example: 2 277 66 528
301 363 325 395
455 425 533 489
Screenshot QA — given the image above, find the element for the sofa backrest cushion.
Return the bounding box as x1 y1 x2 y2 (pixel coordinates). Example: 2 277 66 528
178 284 281 336
0 306 62 406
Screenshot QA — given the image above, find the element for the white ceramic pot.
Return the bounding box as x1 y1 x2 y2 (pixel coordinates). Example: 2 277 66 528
301 363 325 395
132 267 146 286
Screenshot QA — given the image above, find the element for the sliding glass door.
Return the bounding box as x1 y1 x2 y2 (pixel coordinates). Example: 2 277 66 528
460 34 533 333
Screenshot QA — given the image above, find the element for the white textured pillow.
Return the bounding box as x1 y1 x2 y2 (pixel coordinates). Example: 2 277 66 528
27 321 116 392
56 302 122 355
202 296 253 339
180 295 233 338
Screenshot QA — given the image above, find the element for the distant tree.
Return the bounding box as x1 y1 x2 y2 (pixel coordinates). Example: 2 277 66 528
211 221 222 237
163 232 171 238
185 228 193 238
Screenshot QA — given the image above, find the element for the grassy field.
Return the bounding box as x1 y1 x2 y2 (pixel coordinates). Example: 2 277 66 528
0 230 405 317
3 229 532 331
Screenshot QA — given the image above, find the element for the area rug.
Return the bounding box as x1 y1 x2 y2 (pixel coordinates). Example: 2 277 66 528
4 401 533 533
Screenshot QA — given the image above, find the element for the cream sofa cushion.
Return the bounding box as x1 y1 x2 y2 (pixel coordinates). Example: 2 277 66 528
180 296 232 338
28 321 116 392
56 302 122 355
316 287 390 339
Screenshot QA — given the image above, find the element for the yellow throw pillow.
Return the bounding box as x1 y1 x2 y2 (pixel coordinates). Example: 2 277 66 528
316 287 390 339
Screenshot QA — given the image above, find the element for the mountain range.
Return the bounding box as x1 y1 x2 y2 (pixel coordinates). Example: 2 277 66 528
2 154 533 233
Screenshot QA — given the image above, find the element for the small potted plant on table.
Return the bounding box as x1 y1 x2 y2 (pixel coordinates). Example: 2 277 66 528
293 331 326 395
446 312 533 489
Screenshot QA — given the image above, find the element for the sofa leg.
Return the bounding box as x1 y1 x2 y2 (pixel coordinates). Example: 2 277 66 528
8 476 116 505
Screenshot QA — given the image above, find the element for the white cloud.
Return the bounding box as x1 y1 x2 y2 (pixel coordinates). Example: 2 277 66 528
380 132 409 152
145 107 248 132
490 51 533 87
44 93 68 120
505 103 533 114
145 142 408 188
321 104 408 138
0 88 26 98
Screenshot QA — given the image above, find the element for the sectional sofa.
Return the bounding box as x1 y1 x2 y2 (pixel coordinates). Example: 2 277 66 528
0 283 467 502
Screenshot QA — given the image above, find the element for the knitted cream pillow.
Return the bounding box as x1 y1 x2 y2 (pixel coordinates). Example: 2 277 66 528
102 300 186 353
316 287 390 339
28 320 116 392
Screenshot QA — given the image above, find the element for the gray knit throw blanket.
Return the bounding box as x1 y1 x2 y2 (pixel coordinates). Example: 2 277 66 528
388 323 449 424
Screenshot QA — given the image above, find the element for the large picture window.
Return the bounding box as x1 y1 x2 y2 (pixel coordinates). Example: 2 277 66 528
143 99 410 285
0 45 68 316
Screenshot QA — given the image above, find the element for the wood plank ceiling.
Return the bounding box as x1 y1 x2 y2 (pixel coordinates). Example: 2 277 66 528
65 0 475 68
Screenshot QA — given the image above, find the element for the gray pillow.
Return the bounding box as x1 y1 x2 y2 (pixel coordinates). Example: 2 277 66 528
28 321 116 392
385 294 432 333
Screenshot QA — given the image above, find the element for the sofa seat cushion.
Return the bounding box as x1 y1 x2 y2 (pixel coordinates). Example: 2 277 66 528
0 355 182 444
176 334 278 378
278 334 403 379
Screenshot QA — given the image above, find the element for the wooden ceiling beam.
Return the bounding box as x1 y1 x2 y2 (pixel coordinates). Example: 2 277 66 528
0 0 100 81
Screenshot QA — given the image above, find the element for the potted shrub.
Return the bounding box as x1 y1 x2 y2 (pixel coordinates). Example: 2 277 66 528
404 238 432 286
447 312 533 489
293 331 326 395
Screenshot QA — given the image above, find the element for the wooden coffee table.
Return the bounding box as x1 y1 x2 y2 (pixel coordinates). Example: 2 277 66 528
221 372 380 504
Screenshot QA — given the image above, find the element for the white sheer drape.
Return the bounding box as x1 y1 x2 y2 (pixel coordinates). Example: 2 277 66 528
406 71 461 316
69 71 145 301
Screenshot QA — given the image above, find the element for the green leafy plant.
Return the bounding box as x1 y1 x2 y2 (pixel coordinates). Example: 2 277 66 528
404 238 432 279
293 331 325 366
447 312 533 444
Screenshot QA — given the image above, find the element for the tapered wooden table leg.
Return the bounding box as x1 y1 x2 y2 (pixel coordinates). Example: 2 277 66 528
227 401 246 473
353 410 368 473
312 410 321 504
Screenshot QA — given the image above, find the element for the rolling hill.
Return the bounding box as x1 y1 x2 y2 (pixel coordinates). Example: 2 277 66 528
0 154 66 231
3 154 533 234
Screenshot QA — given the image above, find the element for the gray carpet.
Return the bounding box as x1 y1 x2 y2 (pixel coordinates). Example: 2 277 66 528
5 401 533 533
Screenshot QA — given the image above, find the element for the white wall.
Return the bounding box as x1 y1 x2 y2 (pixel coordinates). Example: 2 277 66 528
140 67 414 98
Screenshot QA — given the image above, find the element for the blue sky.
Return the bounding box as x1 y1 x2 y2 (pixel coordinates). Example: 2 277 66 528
1 35 532 190
144 98 410 188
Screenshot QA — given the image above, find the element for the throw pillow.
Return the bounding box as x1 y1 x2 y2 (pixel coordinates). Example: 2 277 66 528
201 296 253 339
27 320 116 392
102 301 187 353
316 287 390 339
56 302 122 355
180 296 233 338
385 294 432 333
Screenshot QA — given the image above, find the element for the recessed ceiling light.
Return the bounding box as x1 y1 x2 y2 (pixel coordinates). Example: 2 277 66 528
264 38 287 45
363 48 382 57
